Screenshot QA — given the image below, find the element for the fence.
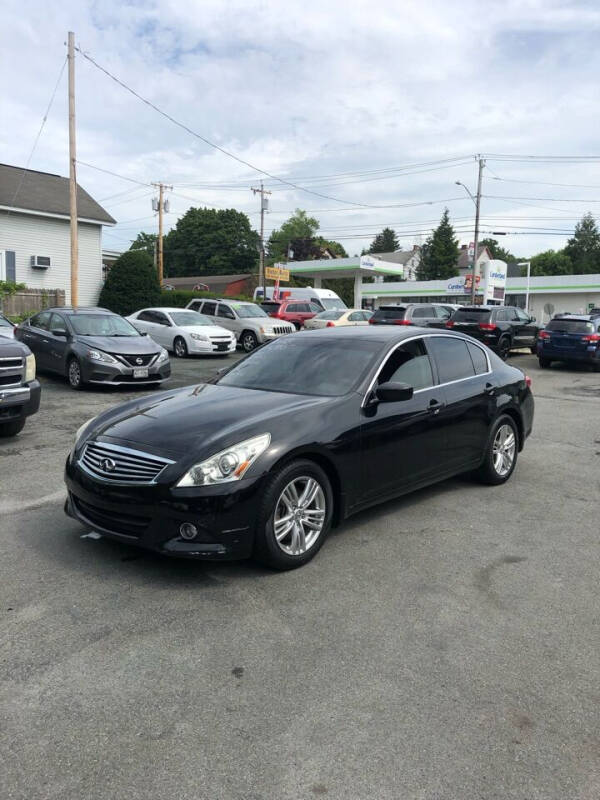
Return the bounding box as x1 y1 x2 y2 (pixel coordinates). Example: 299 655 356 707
2 288 65 317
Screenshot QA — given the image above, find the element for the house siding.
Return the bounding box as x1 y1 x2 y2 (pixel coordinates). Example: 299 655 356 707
0 211 103 306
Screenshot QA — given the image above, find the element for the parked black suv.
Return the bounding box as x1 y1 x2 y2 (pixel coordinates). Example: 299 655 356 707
446 305 540 359
15 307 171 390
369 303 457 327
0 336 41 436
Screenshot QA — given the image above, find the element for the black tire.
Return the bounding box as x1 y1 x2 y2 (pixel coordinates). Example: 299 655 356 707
253 459 334 570
538 357 551 369
241 330 258 352
475 414 519 486
0 418 26 437
173 336 188 358
530 338 538 355
67 357 84 390
293 321 302 331
497 337 511 361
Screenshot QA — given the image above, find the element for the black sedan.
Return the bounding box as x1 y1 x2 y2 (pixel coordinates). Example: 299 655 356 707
64 327 534 569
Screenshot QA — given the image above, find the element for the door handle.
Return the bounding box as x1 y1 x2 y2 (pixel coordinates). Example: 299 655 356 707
42 339 49 343
485 382 495 395
428 399 444 415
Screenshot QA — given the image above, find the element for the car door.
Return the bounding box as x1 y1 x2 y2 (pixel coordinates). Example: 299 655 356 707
130 310 152 335
346 311 363 326
199 300 218 322
46 313 70 374
151 311 172 347
410 305 438 327
425 335 494 470
359 337 451 503
215 303 239 337
428 305 452 330
134 310 162 344
21 311 52 368
514 307 537 345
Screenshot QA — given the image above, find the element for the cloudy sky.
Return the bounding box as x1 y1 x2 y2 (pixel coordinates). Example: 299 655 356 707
3 0 600 259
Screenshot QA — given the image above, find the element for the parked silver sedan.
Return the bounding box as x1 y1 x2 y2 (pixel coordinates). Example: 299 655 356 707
128 308 237 357
304 308 373 330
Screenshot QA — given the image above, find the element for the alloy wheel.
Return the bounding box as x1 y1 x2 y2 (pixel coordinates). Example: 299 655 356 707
273 476 326 556
499 339 510 360
242 333 257 352
174 337 187 358
492 424 516 477
68 360 81 388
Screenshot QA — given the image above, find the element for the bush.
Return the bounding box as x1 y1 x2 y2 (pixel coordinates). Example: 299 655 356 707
158 289 254 308
98 250 161 316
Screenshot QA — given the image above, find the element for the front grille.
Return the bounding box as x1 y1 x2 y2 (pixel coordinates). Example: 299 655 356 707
0 374 22 386
72 495 149 538
0 356 23 370
209 337 232 342
113 353 156 367
79 441 174 484
272 326 290 335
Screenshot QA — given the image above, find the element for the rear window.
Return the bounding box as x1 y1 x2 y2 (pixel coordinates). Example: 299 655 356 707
547 319 594 334
372 307 406 321
452 308 491 322
261 302 281 312
317 311 344 320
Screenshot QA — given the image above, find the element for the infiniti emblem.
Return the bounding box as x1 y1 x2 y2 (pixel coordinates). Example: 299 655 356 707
100 457 116 473
135 357 143 365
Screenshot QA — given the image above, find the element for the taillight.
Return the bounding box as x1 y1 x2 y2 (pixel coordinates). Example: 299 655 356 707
445 320 455 328
478 322 497 331
582 333 600 343
525 375 532 389
394 319 412 325
326 321 335 328
538 330 551 340
368 318 375 324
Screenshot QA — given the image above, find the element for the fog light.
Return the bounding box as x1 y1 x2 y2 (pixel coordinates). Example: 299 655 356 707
179 522 199 540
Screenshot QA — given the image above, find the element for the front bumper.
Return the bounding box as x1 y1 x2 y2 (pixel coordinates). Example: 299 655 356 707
258 329 294 343
64 457 264 560
188 338 236 355
0 379 41 422
82 358 171 386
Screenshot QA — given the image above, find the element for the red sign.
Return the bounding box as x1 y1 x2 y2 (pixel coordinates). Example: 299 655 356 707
464 273 481 291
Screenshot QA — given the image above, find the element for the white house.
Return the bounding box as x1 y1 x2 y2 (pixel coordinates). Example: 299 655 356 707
0 163 116 305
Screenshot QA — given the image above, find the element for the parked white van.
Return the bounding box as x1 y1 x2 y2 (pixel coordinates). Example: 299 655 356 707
254 286 347 311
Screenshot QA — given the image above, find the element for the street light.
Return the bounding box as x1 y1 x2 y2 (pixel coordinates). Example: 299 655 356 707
455 180 476 206
455 160 485 305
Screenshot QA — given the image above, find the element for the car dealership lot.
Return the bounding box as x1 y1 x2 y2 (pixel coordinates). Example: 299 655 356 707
1 353 599 799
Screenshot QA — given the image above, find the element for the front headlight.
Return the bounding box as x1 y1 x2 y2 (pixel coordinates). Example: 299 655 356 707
25 353 36 382
156 347 169 363
176 433 271 487
87 349 117 364
190 333 209 342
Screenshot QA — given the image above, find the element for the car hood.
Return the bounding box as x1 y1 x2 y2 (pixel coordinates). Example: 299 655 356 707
90 383 332 460
75 335 161 354
0 328 15 338
179 324 233 337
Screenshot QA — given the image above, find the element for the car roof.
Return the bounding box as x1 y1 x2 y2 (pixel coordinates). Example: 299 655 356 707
141 307 203 314
44 307 113 315
296 324 478 344
551 314 593 321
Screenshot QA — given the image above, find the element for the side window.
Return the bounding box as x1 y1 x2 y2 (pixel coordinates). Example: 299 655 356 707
506 308 519 321
286 304 300 313
515 308 529 322
31 311 51 330
154 312 169 326
309 303 322 313
435 306 451 320
467 342 489 375
201 301 217 315
495 309 507 322
49 313 67 334
378 339 434 391
217 304 235 319
411 306 428 319
137 310 154 322
427 336 475 383
348 312 363 321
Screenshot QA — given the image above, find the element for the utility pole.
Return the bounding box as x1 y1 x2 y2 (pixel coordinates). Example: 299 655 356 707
470 155 485 305
152 183 172 284
251 182 271 299
68 31 78 306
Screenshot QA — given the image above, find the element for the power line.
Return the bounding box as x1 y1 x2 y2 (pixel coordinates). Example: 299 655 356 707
76 159 151 186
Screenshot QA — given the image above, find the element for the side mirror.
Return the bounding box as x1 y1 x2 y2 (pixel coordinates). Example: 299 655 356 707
53 329 68 337
375 381 414 403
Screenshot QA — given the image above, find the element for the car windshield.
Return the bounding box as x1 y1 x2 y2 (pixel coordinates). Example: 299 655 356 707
317 310 345 320
218 336 380 396
69 314 141 336
547 319 594 334
452 308 492 322
170 311 212 327
320 298 347 310
231 303 268 318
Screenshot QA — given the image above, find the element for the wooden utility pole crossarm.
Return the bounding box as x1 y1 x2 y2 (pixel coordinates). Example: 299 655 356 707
68 31 78 306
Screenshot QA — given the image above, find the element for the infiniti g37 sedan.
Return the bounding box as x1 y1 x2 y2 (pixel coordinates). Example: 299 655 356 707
65 327 534 570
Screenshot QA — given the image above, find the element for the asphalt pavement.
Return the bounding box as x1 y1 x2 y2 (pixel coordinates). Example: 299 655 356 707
1 350 599 800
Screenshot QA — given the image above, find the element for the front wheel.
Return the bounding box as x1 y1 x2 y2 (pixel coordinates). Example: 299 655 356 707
241 330 258 352
253 460 333 570
539 357 551 369
497 337 511 361
173 336 188 358
67 357 84 390
293 321 302 331
476 415 518 485
0 418 26 437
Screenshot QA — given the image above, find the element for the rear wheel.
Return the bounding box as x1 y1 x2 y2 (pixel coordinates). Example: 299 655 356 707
498 337 511 361
530 337 538 355
0 418 26 437
173 336 188 358
253 460 333 570
476 415 518 485
67 357 84 390
241 330 258 352
538 357 551 369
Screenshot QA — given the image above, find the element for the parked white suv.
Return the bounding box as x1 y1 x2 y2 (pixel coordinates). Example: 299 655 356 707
185 298 294 352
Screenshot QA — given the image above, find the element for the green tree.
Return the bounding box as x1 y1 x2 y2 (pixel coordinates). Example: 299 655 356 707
529 249 573 277
366 227 399 254
130 231 158 259
267 209 320 262
164 208 260 277
98 250 161 316
564 212 600 273
315 237 348 258
479 237 514 263
416 208 460 280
